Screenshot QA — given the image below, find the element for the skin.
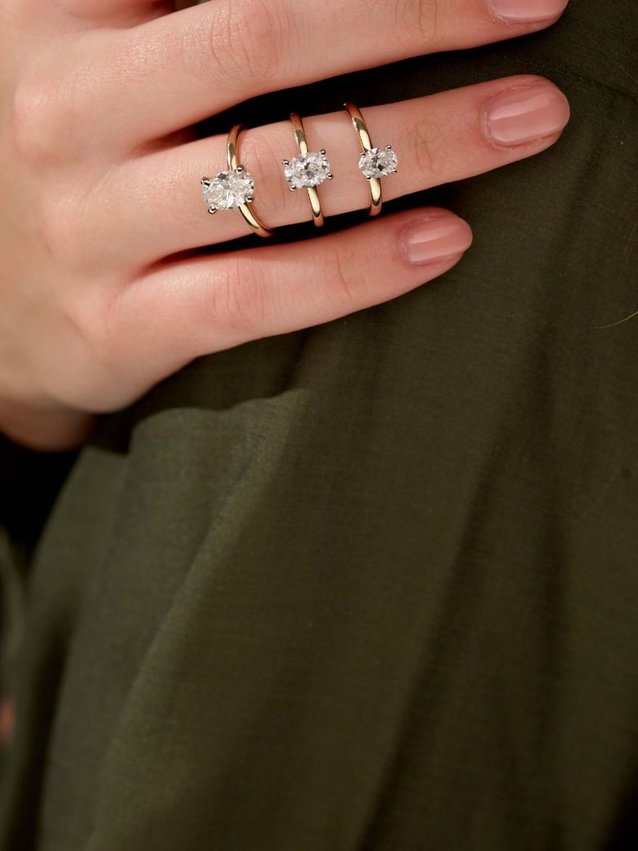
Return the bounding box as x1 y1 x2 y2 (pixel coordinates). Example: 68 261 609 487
0 0 570 451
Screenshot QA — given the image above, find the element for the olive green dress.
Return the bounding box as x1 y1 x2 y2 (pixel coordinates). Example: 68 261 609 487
1 1 637 848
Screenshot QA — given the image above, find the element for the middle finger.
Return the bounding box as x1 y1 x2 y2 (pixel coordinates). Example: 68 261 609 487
83 0 569 150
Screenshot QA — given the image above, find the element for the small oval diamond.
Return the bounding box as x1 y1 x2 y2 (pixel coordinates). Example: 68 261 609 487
202 169 255 212
359 147 398 180
284 152 332 189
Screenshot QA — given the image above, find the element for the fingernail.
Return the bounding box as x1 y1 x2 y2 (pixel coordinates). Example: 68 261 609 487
483 82 570 147
489 0 567 24
402 215 473 266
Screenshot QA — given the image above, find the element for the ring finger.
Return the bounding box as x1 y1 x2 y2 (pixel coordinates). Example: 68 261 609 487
96 75 569 269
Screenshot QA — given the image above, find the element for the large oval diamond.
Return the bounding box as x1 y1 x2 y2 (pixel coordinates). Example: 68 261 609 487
202 169 255 212
284 152 332 189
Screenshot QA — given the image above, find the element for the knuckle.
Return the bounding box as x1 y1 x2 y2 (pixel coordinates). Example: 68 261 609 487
54 294 120 407
10 77 60 163
394 0 439 49
210 256 268 338
38 189 90 271
411 115 443 180
193 0 295 90
61 294 100 358
330 247 367 311
10 48 81 164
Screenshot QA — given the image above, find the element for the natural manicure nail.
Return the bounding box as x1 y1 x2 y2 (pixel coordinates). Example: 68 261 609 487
403 216 473 266
483 83 570 147
490 0 568 24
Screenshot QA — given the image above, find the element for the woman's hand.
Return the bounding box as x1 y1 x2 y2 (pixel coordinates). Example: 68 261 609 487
0 0 570 450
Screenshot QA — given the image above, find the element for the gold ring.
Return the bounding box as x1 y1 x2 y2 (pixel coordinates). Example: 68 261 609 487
200 124 272 238
283 113 333 228
344 103 398 217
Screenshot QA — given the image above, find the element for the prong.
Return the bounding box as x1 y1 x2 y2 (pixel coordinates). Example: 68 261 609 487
207 207 218 215
201 178 210 187
320 149 326 156
386 145 393 151
327 173 334 180
246 197 255 204
236 165 244 173
282 159 290 166
289 185 296 192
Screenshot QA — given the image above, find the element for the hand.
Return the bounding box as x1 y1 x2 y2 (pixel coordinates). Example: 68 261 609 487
0 0 570 450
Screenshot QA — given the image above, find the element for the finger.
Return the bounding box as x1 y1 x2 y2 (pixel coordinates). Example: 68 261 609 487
82 0 569 147
109 209 473 392
43 0 172 27
96 75 568 269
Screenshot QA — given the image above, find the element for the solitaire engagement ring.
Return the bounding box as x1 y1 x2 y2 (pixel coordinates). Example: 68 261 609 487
283 113 333 228
201 124 272 238
344 103 398 217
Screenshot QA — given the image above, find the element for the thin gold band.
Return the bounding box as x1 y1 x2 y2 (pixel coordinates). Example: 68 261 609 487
344 103 383 217
289 113 324 228
227 124 272 238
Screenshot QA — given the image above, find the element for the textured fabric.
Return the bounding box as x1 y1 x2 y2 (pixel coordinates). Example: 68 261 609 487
1 1 637 848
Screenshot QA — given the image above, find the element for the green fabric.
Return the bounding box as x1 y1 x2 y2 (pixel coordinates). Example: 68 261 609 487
1 1 638 848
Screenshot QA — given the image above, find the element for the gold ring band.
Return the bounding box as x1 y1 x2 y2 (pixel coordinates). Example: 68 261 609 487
344 103 398 218
344 103 382 217
284 113 333 228
227 125 272 238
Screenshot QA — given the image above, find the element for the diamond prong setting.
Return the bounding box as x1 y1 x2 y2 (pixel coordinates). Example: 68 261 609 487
201 167 256 212
358 146 399 180
283 151 332 190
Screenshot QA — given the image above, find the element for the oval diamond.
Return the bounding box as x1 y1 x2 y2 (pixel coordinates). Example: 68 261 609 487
359 147 398 180
202 169 255 212
284 152 332 189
